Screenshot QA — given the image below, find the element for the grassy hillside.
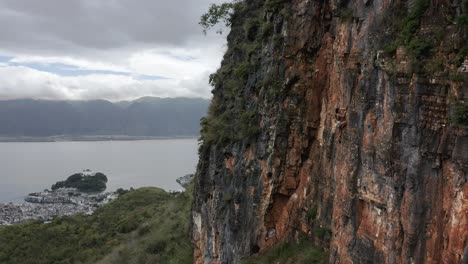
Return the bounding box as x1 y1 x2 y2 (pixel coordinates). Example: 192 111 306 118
0 187 193 264
0 185 325 264
242 239 326 264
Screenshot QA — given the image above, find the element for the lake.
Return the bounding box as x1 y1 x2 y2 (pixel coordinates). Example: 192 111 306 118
0 139 199 202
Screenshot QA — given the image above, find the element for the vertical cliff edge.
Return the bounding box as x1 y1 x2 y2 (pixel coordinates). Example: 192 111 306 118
192 0 468 263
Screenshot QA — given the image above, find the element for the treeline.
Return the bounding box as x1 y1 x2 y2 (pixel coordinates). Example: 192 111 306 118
51 172 108 192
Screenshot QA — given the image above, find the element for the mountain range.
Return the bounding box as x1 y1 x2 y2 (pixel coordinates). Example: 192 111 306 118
0 97 209 138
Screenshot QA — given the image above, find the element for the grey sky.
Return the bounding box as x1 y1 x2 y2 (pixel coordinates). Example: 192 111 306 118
0 0 226 101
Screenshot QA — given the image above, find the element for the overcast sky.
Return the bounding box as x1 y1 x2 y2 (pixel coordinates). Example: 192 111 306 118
0 0 227 101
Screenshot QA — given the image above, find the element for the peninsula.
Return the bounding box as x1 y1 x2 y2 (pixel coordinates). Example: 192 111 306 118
0 171 117 226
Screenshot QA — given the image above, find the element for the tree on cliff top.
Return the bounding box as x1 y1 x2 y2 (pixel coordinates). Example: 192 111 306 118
199 1 242 34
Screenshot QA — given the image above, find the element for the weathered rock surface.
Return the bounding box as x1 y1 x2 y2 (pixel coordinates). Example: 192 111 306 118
192 0 468 263
177 174 195 189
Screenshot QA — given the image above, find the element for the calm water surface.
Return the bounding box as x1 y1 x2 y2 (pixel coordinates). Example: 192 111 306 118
0 139 199 202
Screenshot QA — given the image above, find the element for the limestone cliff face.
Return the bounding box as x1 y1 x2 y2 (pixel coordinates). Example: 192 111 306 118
192 0 468 263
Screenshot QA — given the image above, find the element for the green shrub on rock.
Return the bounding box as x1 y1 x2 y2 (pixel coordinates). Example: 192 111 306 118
451 103 468 125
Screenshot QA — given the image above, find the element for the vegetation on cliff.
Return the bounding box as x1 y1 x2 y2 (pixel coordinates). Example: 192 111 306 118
0 187 193 264
199 0 288 145
51 172 108 192
195 1 331 262
452 103 468 125
242 239 325 264
380 0 468 127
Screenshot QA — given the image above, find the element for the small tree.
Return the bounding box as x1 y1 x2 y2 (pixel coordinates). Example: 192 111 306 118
451 103 468 126
199 1 241 34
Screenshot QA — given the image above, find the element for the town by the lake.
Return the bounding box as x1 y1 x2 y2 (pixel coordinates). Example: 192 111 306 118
0 188 118 225
0 171 119 225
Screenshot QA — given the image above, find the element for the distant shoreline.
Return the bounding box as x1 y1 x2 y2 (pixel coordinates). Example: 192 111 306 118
0 135 198 142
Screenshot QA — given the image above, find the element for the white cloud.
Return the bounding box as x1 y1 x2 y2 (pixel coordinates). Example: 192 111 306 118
10 56 128 73
0 0 228 100
128 47 221 80
0 36 226 101
0 64 213 101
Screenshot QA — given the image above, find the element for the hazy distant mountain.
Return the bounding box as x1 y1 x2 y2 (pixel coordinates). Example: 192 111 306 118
0 97 210 137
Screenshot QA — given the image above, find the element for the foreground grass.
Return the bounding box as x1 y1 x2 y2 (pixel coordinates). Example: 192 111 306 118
0 187 193 264
242 239 326 264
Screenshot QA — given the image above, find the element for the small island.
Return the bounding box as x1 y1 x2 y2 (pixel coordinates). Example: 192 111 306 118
51 171 108 192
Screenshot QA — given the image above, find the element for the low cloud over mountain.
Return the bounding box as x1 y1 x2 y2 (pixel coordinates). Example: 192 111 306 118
0 97 209 137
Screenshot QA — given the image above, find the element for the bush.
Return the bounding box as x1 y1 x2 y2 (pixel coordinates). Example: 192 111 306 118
263 76 283 100
244 18 261 41
451 103 468 125
424 57 444 73
306 207 317 223
261 22 274 38
453 46 468 67
336 8 354 21
118 216 140 233
242 238 325 264
234 61 251 80
264 0 286 11
116 188 129 196
146 240 167 254
239 110 261 139
455 14 468 26
383 43 398 56
449 73 464 82
223 191 234 202
407 38 432 59
408 0 430 20
314 226 331 240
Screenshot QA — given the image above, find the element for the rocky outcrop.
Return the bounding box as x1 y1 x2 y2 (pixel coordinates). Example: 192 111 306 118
192 0 468 263
177 174 195 189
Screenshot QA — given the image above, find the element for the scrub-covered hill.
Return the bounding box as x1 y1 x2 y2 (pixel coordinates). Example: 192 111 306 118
0 187 193 264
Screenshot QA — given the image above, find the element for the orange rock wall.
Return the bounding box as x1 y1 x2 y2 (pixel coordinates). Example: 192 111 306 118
192 0 467 263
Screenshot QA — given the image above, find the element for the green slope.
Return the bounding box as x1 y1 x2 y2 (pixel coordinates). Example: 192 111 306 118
0 187 193 264
242 239 326 264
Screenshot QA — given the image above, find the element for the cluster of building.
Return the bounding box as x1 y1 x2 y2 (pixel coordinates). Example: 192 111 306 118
0 188 118 226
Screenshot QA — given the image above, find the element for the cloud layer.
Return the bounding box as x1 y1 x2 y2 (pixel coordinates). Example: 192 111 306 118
0 0 226 101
